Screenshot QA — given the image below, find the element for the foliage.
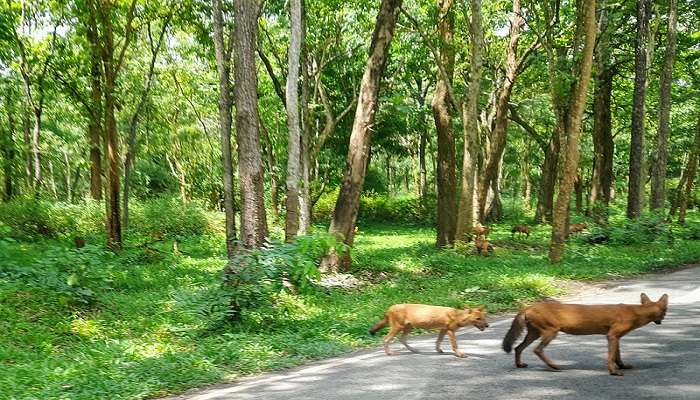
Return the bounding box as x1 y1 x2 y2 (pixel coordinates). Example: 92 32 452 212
315 191 436 225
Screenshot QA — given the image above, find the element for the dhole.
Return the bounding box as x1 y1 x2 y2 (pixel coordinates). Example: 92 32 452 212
474 236 493 256
511 224 530 239
472 225 490 239
502 293 668 376
369 304 489 357
569 222 588 234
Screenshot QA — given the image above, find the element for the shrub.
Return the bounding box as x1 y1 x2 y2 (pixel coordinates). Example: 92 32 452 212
313 191 435 225
0 199 103 239
125 198 212 238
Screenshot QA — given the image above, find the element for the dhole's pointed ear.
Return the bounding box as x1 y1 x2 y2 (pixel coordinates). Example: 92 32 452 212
476 304 485 312
463 305 471 311
641 293 652 305
658 294 669 307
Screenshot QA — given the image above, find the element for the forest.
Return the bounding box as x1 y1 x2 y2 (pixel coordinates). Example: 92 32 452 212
1 0 699 398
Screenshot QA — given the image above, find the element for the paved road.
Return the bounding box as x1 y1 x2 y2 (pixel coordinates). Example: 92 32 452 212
168 266 700 400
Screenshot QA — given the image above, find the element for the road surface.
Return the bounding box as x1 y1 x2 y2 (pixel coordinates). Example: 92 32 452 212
166 265 700 400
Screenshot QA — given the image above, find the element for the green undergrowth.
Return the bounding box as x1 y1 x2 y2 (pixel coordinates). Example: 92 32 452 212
2 215 700 399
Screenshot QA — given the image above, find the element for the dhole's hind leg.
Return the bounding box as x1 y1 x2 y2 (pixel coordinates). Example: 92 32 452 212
514 328 540 368
435 329 447 353
399 326 419 353
383 326 402 355
614 341 633 370
534 329 561 370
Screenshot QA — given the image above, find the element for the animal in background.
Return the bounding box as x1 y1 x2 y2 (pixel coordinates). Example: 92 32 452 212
474 236 494 256
472 225 490 240
511 224 530 239
502 293 668 376
369 303 489 358
569 222 588 234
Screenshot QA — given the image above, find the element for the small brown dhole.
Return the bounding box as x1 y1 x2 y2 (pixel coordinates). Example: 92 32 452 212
369 304 489 357
511 224 530 239
502 293 668 376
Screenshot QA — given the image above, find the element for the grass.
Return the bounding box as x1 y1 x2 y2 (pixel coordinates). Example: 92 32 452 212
2 214 700 399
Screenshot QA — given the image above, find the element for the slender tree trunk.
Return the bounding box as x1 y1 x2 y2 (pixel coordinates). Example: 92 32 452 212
650 0 677 211
22 108 32 187
212 0 239 258
123 17 170 228
233 0 268 248
285 0 303 241
433 0 456 247
590 65 614 210
86 14 103 201
535 134 559 223
63 150 72 202
678 118 700 224
575 172 583 213
477 0 524 221
31 110 42 189
419 125 428 205
2 95 17 201
455 0 482 243
627 0 651 219
321 0 403 271
549 0 596 263
299 0 312 233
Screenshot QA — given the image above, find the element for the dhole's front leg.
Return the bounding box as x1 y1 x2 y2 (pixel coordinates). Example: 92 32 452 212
447 330 466 358
607 335 629 375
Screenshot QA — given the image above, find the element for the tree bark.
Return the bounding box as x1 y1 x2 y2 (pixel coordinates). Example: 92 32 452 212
650 0 677 211
321 0 403 271
432 0 456 247
627 0 652 219
535 134 559 223
678 118 700 224
549 0 596 263
590 64 614 210
285 0 303 241
233 0 268 248
455 0 482 243
212 0 239 258
299 0 312 234
2 94 17 201
477 0 525 221
123 16 171 228
86 10 103 201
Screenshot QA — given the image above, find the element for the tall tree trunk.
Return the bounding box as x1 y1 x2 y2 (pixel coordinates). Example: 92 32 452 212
590 65 614 210
419 124 428 206
285 0 303 241
477 0 525 221
30 110 42 189
2 95 17 201
233 0 268 248
549 0 596 263
650 0 677 211
213 0 239 258
299 0 312 234
678 118 700 224
86 12 103 201
22 108 32 187
534 134 559 223
321 0 403 271
123 17 171 228
627 0 651 219
455 0 482 243
433 0 456 247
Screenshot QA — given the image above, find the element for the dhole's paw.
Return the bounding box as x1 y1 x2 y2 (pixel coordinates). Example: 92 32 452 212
609 370 624 376
454 352 467 358
435 348 444 354
619 364 634 370
516 363 528 368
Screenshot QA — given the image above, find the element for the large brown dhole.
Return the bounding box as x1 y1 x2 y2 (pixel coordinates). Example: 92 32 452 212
502 293 668 376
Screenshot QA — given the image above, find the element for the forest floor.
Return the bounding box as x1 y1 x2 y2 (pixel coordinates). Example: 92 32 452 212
2 218 700 399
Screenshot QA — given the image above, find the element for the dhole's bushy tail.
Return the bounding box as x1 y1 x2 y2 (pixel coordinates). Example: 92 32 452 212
502 312 526 353
368 317 387 335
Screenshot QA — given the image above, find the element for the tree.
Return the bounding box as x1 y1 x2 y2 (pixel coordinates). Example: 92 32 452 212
548 0 597 263
650 0 678 211
627 0 652 219
455 0 482 243
212 0 238 258
233 0 268 248
432 0 456 247
677 117 700 224
285 0 303 241
321 0 403 271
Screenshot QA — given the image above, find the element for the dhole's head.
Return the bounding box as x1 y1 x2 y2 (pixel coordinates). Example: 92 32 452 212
459 305 489 330
641 293 669 324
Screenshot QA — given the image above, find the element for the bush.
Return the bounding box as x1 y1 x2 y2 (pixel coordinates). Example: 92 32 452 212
0 199 103 239
178 233 343 328
313 191 435 225
0 198 215 240
593 213 672 245
125 198 212 239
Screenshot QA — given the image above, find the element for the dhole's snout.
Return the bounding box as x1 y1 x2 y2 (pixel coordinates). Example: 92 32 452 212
475 321 489 331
